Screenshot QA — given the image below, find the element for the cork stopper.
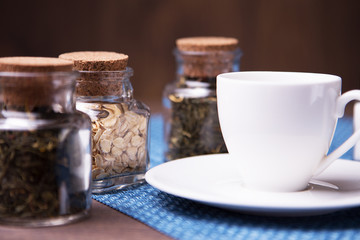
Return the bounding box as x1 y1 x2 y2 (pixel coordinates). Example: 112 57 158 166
0 57 74 110
175 37 240 78
176 37 238 52
58 51 131 97
58 51 128 71
0 56 73 72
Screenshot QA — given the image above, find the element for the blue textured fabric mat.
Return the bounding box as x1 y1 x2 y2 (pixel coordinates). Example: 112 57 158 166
93 115 360 240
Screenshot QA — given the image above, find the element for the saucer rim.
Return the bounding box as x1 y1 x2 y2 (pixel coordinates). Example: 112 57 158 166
145 154 360 216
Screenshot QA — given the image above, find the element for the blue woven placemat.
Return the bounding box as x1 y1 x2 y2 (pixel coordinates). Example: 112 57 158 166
93 115 360 240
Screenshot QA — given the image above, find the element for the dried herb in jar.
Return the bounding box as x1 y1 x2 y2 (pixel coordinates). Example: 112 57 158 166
76 102 148 180
166 91 227 160
0 124 89 220
0 129 60 219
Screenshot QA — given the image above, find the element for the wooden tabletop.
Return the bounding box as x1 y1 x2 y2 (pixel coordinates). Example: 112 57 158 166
0 200 171 240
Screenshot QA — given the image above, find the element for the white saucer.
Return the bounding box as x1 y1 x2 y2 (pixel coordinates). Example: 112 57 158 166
145 154 360 216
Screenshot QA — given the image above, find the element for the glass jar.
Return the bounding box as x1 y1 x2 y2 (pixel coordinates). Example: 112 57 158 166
163 37 242 160
0 57 92 227
75 68 150 193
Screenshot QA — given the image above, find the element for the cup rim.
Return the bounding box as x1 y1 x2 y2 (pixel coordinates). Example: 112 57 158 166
217 71 341 85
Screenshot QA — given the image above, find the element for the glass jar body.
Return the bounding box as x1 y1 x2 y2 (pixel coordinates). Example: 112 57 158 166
163 49 241 160
75 68 150 193
0 72 92 227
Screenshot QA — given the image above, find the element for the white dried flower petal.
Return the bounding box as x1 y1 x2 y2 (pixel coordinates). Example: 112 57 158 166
97 104 121 128
127 147 138 161
125 110 138 121
104 164 116 174
104 104 121 116
137 146 146 162
99 139 111 153
128 158 137 168
123 131 134 145
131 135 143 147
103 154 116 162
93 128 104 143
125 111 140 128
113 159 125 173
113 137 125 148
100 116 118 128
139 117 147 132
113 167 124 174
102 128 114 136
104 164 113 172
94 154 103 167
113 159 124 168
118 120 129 135
121 153 130 165
111 146 123 156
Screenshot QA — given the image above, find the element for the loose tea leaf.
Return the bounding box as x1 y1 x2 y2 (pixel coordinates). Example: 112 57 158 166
0 126 89 220
165 88 227 160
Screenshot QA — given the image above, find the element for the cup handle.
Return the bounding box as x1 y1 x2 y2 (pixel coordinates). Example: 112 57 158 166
314 90 360 176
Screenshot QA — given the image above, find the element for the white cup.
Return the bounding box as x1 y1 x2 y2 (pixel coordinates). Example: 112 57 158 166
217 71 360 192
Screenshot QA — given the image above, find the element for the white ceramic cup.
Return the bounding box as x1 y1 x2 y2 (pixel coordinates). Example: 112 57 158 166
217 71 360 192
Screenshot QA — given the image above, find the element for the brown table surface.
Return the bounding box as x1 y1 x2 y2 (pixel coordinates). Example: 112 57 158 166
0 199 171 240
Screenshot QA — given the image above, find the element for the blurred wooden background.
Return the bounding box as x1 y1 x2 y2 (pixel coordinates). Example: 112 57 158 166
0 0 359 113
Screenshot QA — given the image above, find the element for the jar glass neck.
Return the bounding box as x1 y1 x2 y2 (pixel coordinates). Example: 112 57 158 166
0 71 77 114
76 67 134 101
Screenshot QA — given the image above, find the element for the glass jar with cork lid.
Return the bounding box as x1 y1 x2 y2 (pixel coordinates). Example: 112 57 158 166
0 57 92 227
163 37 242 160
59 51 150 194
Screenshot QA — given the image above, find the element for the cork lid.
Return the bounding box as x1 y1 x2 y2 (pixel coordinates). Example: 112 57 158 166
0 57 75 110
176 37 238 52
59 51 128 71
175 37 240 78
0 56 73 72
